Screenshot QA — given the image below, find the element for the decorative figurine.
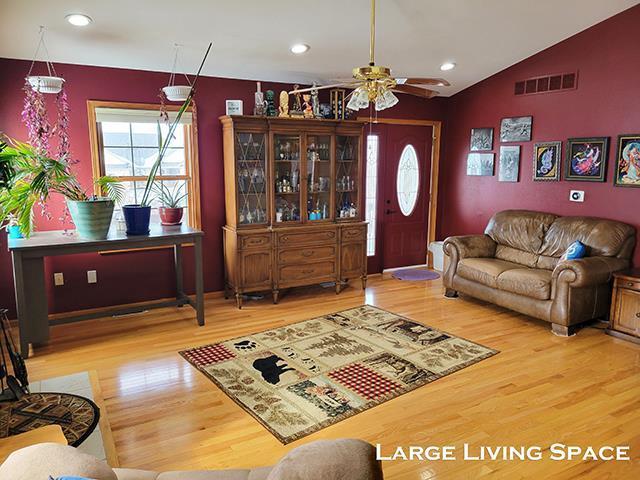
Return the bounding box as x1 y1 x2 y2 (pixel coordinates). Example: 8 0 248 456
254 82 266 116
278 90 289 117
311 84 320 118
265 90 277 117
302 94 314 118
291 84 304 118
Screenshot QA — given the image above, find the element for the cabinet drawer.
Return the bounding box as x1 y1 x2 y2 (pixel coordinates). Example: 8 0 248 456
279 245 336 264
278 229 336 247
279 261 336 282
341 225 365 242
616 278 640 292
239 233 271 250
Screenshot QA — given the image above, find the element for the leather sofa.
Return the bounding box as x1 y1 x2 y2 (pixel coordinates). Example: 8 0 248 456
443 210 636 336
0 438 383 480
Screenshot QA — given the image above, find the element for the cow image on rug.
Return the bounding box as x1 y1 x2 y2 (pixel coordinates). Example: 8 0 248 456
180 305 498 443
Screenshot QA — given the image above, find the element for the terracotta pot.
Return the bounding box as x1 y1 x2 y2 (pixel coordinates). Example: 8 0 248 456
159 207 184 225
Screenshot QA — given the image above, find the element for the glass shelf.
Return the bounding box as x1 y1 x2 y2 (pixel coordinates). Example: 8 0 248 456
274 134 301 223
306 134 332 221
336 135 359 220
235 132 267 225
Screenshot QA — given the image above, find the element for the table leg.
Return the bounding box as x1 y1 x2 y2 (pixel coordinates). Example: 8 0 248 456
12 252 48 357
174 243 184 306
194 236 205 326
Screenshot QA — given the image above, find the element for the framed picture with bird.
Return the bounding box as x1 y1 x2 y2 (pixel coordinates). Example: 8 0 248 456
564 137 609 182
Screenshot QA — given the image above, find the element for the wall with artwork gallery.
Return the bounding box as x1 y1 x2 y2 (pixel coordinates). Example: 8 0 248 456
466 117 639 187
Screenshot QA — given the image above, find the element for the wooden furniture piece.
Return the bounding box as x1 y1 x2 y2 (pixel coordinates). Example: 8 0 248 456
8 225 205 356
0 425 67 464
606 269 640 344
221 115 367 308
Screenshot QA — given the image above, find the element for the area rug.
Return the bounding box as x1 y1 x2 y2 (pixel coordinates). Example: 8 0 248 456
391 268 441 281
180 305 497 443
0 392 100 447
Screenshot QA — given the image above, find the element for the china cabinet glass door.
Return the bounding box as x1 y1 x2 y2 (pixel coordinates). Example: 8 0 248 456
335 135 360 220
273 133 302 223
305 134 332 222
235 131 267 226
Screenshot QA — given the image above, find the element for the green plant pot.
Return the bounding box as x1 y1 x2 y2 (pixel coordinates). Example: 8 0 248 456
67 198 115 240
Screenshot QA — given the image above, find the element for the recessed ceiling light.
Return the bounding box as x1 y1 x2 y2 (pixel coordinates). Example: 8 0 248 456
290 43 310 54
440 62 456 71
66 13 93 27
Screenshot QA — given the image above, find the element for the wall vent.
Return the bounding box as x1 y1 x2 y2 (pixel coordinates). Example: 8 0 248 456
514 71 578 96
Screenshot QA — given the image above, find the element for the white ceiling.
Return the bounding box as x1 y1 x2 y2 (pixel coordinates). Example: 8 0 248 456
1 0 637 96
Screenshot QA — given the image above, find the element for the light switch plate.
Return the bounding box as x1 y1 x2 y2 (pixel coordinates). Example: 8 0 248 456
87 270 97 284
54 272 64 286
569 190 585 202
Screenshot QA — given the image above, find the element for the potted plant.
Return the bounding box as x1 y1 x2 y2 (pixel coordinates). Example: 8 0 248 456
0 138 123 239
155 182 187 225
123 42 211 235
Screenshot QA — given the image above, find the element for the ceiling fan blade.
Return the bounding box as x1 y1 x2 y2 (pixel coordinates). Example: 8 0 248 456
289 82 359 94
396 77 450 87
393 84 439 98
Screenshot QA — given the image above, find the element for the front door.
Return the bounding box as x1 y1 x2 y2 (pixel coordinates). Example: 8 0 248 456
381 125 432 269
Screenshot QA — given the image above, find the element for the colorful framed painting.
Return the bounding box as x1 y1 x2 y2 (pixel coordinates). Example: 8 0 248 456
498 146 520 182
614 134 640 187
564 137 609 182
470 128 493 151
500 116 532 142
533 141 561 181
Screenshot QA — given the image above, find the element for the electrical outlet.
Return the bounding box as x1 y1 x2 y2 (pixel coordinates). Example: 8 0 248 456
87 270 97 284
54 272 64 286
569 190 585 202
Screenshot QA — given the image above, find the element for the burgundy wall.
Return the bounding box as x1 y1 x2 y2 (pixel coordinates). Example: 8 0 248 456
0 58 447 316
441 5 640 266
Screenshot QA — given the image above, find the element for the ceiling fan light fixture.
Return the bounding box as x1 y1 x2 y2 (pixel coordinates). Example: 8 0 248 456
375 89 399 111
290 43 310 54
440 62 456 71
66 13 93 26
347 87 370 111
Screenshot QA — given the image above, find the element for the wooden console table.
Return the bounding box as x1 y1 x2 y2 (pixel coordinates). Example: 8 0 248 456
8 225 204 357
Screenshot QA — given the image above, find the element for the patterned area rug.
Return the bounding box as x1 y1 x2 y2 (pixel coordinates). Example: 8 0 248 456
180 305 497 444
0 392 100 446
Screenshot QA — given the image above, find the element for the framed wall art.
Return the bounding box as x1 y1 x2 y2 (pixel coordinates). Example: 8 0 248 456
500 116 532 142
565 137 609 182
614 134 640 187
498 146 520 182
467 153 495 176
533 141 561 181
470 128 493 151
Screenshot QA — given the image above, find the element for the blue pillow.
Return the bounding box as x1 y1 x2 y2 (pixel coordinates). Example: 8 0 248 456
560 240 587 261
52 477 92 480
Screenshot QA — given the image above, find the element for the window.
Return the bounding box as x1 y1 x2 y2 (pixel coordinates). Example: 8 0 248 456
365 135 379 256
87 101 200 228
397 144 419 216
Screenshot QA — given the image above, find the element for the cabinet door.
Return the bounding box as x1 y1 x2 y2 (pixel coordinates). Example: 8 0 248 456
614 288 640 335
235 132 268 226
273 133 302 224
335 135 361 221
305 134 333 222
240 250 272 288
341 241 365 279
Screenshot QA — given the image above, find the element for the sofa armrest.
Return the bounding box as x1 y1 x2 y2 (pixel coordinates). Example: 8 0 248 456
443 235 496 260
267 439 383 480
552 256 629 288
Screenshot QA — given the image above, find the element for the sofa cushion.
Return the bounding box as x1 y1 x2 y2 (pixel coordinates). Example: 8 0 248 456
494 245 538 268
540 216 636 258
485 210 557 254
497 268 553 300
457 258 522 288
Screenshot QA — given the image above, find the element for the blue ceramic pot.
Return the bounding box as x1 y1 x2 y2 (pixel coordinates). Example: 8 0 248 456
7 225 24 239
122 204 151 235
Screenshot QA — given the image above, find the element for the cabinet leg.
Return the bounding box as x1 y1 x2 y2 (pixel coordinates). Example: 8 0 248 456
272 289 279 304
336 281 342 294
235 293 243 310
361 276 367 289
224 284 230 300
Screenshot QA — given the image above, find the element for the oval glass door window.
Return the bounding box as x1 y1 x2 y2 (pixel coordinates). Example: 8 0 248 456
396 144 420 216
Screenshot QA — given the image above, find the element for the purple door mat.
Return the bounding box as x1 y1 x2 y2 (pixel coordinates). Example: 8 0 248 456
391 268 441 281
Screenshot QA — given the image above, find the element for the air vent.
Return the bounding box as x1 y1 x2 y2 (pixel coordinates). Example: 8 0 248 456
514 71 578 96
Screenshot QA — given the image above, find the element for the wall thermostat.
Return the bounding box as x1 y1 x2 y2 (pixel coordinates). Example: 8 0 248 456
569 190 585 202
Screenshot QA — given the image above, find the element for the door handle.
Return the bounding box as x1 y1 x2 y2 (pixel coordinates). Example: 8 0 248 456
385 209 397 214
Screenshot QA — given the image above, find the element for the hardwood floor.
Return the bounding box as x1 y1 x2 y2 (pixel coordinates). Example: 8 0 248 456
26 274 640 479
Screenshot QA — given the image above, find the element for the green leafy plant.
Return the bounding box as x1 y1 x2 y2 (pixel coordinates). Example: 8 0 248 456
154 182 187 208
139 42 212 207
0 141 16 191
0 137 123 237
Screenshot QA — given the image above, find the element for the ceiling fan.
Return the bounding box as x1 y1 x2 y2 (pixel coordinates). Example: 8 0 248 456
290 0 450 112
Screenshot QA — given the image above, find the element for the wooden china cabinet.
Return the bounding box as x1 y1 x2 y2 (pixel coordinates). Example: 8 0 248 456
221 115 367 308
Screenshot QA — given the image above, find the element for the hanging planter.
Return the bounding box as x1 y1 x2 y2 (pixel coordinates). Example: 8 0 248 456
161 44 193 103
26 27 65 95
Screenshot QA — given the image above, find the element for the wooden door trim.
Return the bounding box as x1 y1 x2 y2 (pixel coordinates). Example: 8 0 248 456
358 117 442 268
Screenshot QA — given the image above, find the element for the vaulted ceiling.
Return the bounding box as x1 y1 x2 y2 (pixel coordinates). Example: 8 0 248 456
1 0 637 96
